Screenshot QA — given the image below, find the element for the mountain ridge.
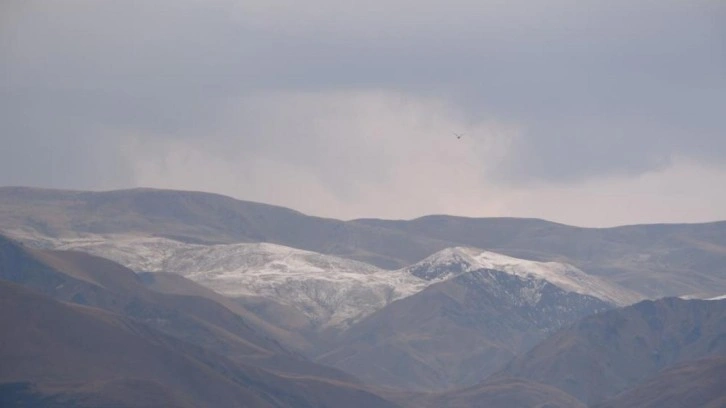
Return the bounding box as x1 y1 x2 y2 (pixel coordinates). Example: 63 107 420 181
11 233 636 331
3 186 726 297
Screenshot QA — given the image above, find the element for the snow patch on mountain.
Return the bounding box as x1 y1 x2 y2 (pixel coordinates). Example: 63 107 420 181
678 293 726 301
405 247 641 306
42 234 428 328
8 231 640 328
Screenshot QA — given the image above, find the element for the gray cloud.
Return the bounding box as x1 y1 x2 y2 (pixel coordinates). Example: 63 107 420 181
1 0 725 224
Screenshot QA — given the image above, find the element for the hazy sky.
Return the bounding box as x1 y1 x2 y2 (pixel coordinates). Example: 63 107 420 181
1 0 725 226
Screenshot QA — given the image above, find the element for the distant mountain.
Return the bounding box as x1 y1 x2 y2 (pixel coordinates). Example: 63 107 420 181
0 280 400 408
593 356 726 408
0 186 447 269
3 187 726 297
496 297 726 405
315 248 621 390
354 215 726 298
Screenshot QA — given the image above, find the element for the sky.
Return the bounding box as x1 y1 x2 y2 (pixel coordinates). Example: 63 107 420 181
1 0 725 227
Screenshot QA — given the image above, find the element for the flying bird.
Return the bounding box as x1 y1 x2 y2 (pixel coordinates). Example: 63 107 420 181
454 133 464 140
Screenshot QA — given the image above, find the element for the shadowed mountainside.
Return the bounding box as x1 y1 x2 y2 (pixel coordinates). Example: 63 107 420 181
137 271 316 352
592 356 726 408
495 297 726 405
317 268 612 390
0 280 400 408
427 377 586 408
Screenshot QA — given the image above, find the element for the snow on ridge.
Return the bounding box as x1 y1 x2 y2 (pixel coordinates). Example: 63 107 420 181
678 294 726 301
42 234 428 329
11 231 641 328
406 247 642 306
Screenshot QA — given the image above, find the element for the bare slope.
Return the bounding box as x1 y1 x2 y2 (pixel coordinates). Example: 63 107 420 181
0 280 401 408
496 297 726 405
429 377 586 408
593 356 726 408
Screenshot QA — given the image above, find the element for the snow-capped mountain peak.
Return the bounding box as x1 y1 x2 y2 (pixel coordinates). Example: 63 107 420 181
405 247 479 281
406 247 641 306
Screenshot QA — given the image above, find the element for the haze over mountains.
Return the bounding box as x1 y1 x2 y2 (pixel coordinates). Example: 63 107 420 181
2 187 726 407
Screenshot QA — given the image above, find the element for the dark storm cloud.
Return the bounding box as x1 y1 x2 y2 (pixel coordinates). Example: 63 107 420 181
1 0 725 223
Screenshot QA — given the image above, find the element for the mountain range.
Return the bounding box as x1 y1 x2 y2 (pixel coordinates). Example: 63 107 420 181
3 187 726 298
2 186 725 407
